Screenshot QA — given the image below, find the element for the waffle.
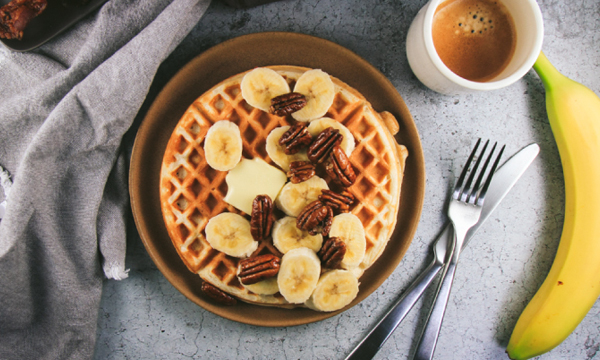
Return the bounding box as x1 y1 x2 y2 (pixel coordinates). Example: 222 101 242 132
160 66 408 307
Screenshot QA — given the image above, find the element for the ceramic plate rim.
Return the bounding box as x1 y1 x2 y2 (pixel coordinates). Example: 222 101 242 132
129 31 425 327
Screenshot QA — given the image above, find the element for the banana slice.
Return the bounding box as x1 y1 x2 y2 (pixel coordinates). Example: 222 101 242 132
329 213 366 269
243 277 280 296
291 69 335 122
277 247 321 304
241 67 290 112
305 270 360 312
275 176 329 217
204 120 243 171
272 216 323 254
307 117 356 156
265 126 310 171
205 212 258 258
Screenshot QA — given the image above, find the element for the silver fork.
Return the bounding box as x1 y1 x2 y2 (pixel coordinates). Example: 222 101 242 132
413 139 505 360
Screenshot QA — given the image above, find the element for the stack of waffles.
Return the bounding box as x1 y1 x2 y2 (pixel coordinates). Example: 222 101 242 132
160 66 408 309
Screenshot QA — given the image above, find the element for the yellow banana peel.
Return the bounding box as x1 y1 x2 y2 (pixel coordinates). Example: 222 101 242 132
506 52 600 359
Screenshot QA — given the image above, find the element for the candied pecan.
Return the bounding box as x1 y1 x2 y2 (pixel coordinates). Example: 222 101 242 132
307 127 343 164
270 92 307 116
0 0 47 40
287 161 316 183
296 200 334 236
238 254 281 285
250 195 274 241
317 237 347 269
326 146 357 187
319 189 355 212
201 281 237 306
278 122 312 155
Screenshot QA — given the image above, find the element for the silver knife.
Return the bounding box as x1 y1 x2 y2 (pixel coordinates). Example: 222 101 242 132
344 143 540 360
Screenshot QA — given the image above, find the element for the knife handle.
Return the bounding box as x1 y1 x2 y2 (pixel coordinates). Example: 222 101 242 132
344 260 444 360
412 257 458 360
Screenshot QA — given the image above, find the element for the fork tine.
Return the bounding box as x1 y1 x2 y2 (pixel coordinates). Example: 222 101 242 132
468 142 497 204
453 138 481 199
476 144 506 206
461 140 489 202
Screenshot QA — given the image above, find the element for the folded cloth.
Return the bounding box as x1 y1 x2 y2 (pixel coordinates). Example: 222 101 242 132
0 165 11 219
0 0 211 358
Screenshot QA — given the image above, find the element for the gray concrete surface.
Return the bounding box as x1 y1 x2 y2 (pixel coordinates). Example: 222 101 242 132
95 0 600 359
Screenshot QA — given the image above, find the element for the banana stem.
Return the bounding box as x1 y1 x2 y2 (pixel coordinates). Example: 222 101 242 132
533 52 568 91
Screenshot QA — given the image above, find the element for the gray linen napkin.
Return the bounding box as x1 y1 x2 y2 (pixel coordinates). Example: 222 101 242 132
0 0 211 358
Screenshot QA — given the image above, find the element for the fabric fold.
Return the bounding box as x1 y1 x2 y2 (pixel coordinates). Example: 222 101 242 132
0 0 212 358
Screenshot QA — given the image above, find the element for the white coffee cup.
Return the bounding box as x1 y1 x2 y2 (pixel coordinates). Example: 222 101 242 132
406 0 544 95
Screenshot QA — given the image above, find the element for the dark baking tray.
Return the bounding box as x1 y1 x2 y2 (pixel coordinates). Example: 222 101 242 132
0 0 107 52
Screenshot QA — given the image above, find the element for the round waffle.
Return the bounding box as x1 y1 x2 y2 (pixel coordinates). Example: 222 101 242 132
159 66 408 307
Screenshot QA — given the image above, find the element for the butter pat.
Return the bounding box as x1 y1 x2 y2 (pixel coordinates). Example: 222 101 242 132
224 158 287 214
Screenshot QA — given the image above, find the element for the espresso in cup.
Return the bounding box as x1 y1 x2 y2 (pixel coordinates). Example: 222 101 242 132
432 0 516 82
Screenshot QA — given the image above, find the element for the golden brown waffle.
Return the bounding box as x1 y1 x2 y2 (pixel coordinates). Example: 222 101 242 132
160 66 408 307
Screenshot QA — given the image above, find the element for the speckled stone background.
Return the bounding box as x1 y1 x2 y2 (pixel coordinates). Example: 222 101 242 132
95 0 600 359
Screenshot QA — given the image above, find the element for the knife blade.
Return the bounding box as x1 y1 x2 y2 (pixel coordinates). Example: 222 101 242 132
344 142 540 360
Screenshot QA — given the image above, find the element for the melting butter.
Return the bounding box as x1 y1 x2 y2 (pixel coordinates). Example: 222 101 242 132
224 158 287 214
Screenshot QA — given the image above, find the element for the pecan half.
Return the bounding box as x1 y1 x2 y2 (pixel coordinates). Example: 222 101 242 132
250 195 274 241
0 0 48 40
287 161 316 184
307 127 343 164
317 237 347 269
278 122 312 155
296 200 334 236
270 92 307 116
201 281 237 306
238 254 281 285
319 189 355 213
326 145 357 187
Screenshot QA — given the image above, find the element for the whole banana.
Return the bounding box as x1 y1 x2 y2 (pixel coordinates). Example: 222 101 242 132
506 52 600 359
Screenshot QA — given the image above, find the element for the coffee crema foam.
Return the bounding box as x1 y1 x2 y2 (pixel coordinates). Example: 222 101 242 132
432 0 516 82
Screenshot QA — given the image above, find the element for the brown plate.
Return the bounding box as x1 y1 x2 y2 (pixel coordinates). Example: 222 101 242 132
130 32 425 327
0 0 106 52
